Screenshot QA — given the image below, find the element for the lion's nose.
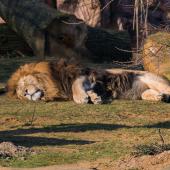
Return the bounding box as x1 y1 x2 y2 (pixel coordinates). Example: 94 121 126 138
31 89 44 101
38 89 44 98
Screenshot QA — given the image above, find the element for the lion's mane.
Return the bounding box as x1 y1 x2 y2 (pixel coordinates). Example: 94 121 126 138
6 59 84 101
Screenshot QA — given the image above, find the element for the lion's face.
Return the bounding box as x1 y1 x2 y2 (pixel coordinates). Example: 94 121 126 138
16 75 45 101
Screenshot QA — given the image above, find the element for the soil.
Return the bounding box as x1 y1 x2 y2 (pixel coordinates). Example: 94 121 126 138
113 152 170 170
100 151 170 170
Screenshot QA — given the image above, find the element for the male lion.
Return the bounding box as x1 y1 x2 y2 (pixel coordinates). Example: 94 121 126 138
6 59 101 104
6 59 170 104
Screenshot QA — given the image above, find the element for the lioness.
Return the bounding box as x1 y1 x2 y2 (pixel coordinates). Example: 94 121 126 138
6 59 170 104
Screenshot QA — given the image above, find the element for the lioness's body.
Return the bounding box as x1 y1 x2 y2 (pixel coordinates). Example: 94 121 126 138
6 60 170 104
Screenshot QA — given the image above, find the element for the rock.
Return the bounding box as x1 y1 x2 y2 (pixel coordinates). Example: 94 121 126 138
143 32 170 79
0 142 35 159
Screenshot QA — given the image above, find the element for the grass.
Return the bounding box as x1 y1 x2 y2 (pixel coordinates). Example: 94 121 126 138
1 57 170 168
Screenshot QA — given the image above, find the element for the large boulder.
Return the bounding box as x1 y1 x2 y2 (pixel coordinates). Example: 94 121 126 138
0 0 87 58
0 24 32 55
57 0 101 27
143 32 170 79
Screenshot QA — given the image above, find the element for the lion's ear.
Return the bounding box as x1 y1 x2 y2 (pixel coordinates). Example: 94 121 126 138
68 57 80 65
57 58 67 67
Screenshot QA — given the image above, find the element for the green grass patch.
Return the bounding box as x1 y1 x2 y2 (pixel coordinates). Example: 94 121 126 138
0 140 127 168
1 57 170 167
0 96 170 167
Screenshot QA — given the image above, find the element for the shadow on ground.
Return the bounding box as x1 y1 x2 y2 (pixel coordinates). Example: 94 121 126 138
0 123 130 147
145 121 170 129
0 121 170 147
0 135 94 147
0 123 130 135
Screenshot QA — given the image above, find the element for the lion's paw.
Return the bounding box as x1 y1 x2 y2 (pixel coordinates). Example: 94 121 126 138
92 96 102 104
87 90 102 104
73 93 89 104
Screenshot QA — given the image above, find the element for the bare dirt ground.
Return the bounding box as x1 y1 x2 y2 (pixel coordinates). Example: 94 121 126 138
112 151 170 170
0 164 92 170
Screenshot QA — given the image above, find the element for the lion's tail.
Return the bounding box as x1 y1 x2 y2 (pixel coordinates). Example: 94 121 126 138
138 72 170 94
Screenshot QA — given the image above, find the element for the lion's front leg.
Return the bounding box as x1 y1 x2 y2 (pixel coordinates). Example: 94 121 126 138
72 76 90 104
72 76 102 104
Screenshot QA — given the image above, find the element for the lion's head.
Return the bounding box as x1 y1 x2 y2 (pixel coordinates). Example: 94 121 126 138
16 74 45 101
6 62 64 101
6 59 83 101
12 72 62 101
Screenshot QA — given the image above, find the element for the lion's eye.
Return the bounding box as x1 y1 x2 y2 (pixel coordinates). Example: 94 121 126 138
24 89 28 96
